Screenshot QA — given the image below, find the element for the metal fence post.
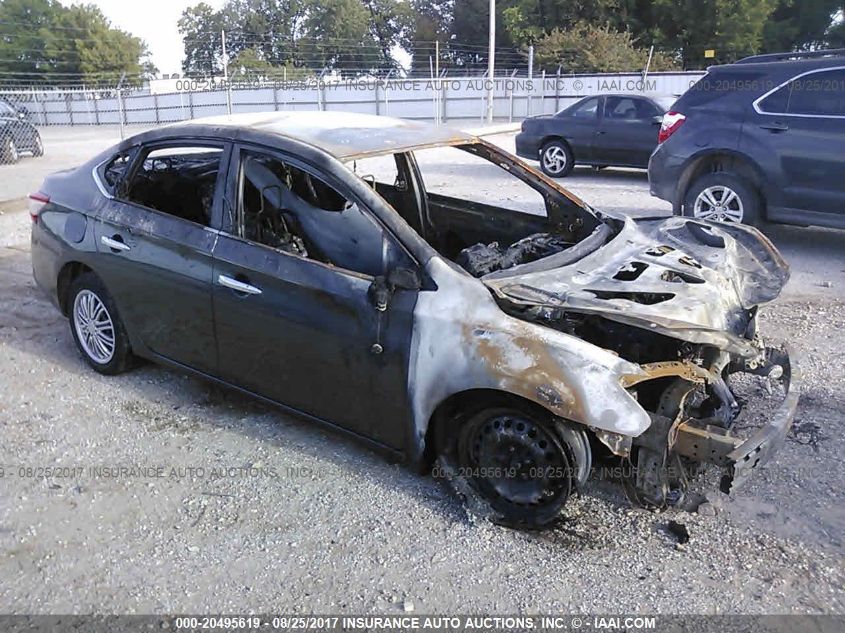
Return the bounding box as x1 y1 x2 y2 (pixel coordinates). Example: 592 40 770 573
555 66 561 112
440 73 447 123
540 69 546 114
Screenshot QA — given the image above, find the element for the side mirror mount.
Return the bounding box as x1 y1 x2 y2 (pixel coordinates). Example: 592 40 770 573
368 267 421 312
387 267 421 291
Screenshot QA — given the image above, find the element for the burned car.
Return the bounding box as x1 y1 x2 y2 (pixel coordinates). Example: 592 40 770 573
30 112 798 528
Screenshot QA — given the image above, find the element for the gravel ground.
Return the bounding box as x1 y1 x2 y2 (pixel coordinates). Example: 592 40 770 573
0 131 844 615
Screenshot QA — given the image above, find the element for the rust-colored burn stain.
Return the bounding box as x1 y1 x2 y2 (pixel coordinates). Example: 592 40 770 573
621 360 710 388
463 321 588 425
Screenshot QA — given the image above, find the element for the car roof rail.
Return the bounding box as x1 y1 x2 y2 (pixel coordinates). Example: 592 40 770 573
734 48 845 64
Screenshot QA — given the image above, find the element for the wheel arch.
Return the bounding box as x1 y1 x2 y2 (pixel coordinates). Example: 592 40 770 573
677 151 767 214
539 135 572 153
420 387 578 470
56 261 94 316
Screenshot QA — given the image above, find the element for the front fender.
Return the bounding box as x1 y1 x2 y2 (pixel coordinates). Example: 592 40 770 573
407 258 653 461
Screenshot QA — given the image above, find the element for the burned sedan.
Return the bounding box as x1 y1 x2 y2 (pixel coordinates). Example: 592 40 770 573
30 112 798 528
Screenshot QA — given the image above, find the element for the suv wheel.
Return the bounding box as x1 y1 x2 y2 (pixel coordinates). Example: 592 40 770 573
1 136 19 164
684 173 760 226
68 273 134 375
540 140 574 178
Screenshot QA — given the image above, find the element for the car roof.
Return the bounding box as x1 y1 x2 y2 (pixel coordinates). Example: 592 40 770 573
710 55 845 76
154 111 477 160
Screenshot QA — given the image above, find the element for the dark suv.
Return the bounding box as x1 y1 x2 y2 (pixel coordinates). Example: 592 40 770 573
649 49 845 228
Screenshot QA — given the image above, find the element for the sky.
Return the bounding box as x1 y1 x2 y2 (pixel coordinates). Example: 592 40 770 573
58 0 227 76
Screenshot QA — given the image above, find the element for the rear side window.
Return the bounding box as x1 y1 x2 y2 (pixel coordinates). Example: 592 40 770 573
122 145 223 226
604 96 660 120
98 152 133 194
759 68 845 116
569 97 599 118
679 70 768 108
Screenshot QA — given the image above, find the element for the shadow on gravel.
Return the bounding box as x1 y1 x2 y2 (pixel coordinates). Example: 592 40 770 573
0 247 474 528
0 246 738 546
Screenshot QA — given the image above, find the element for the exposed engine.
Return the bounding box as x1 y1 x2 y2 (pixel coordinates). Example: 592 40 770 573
456 232 573 277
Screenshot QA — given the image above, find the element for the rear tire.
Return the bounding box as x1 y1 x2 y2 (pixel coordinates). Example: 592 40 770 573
539 140 574 178
1 136 19 164
444 405 590 529
67 273 134 375
683 172 761 226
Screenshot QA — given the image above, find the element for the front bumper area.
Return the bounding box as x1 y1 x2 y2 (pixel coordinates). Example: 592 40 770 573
674 346 800 493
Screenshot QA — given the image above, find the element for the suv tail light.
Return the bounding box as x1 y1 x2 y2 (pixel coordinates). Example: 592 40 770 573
658 111 686 143
28 192 50 223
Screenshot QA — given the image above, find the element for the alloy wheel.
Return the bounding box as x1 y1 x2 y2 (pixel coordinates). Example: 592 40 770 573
542 145 568 175
73 289 116 364
693 185 744 223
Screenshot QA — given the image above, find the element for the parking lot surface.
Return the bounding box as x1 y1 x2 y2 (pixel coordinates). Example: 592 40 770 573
0 128 843 614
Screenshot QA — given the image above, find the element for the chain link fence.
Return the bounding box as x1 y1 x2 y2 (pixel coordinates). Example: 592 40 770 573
0 70 704 164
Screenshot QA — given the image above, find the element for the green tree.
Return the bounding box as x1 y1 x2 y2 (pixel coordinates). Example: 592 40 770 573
178 2 226 76
408 0 452 72
0 0 155 86
761 0 841 51
534 21 678 72
649 0 778 66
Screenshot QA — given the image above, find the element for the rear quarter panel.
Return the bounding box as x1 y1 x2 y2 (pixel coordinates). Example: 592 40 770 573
31 162 110 312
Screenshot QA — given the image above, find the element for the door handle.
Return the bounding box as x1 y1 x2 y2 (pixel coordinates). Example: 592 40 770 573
596 130 606 135
217 274 262 295
101 235 130 252
759 122 789 132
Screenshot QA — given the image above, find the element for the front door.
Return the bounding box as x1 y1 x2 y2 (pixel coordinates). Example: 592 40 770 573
211 144 418 449
746 67 845 222
93 142 229 374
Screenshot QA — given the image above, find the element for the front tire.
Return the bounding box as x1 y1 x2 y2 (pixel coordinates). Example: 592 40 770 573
32 132 44 157
683 172 761 226
1 136 19 164
67 273 134 375
448 406 589 529
539 140 574 178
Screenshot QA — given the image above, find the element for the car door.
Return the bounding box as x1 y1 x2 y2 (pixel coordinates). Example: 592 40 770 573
557 96 602 162
0 101 28 149
93 141 230 375
211 143 419 449
593 96 662 167
747 66 845 221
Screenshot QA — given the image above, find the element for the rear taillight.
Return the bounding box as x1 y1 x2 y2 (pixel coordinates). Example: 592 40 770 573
28 192 50 223
658 111 686 143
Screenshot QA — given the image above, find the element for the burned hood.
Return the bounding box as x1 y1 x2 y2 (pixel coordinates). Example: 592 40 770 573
484 216 790 357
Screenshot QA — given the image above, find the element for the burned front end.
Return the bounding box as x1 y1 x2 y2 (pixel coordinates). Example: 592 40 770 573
483 215 800 507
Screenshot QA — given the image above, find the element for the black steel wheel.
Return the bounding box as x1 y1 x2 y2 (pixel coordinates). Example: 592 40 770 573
456 407 578 528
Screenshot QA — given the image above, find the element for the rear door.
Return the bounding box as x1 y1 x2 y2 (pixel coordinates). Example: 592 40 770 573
747 66 845 222
558 96 602 161
211 143 418 449
593 96 662 167
94 141 230 374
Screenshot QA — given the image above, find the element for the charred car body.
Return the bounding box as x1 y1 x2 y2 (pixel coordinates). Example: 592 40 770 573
30 112 798 528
